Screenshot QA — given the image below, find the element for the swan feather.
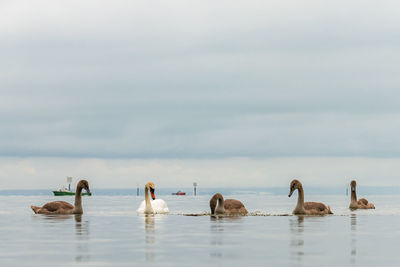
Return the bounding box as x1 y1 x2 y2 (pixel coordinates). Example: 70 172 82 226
137 199 169 214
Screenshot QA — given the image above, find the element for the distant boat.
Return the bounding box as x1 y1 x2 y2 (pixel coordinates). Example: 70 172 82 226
52 177 92 196
172 190 186 196
52 189 92 196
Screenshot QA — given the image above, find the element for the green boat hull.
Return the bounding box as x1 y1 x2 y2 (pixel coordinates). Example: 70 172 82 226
53 191 92 196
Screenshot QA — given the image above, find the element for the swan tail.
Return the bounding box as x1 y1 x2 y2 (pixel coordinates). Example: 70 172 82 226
327 206 333 214
31 205 40 214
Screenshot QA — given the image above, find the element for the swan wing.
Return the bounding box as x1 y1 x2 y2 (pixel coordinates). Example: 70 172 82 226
152 199 169 214
304 202 328 212
358 198 369 205
136 200 146 213
224 199 248 214
136 199 168 214
224 199 245 210
42 201 74 212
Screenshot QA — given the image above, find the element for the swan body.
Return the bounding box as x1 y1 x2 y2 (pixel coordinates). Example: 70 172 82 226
137 182 169 214
349 180 375 210
137 199 169 214
288 179 333 215
31 180 91 215
210 193 248 215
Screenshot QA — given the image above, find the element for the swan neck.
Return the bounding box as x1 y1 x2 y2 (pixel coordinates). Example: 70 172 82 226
215 197 225 214
73 185 83 214
296 186 305 210
351 188 357 202
145 187 153 213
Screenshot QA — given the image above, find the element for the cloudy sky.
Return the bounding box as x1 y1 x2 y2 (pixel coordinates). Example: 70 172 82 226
1 0 400 189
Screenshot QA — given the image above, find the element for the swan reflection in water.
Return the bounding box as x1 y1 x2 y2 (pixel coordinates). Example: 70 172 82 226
141 214 167 262
209 215 243 259
31 214 90 263
144 214 156 262
31 214 72 223
74 214 90 263
289 215 305 264
350 213 357 264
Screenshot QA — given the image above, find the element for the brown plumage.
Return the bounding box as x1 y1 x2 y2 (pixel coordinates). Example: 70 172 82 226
358 198 369 206
303 202 330 212
288 179 333 215
31 180 91 215
209 193 248 215
349 180 375 210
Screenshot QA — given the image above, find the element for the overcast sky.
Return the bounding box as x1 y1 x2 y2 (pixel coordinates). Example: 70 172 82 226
1 1 400 188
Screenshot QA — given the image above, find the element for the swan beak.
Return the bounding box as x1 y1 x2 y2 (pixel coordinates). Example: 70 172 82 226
288 190 293 197
150 188 156 200
351 186 355 192
86 188 92 195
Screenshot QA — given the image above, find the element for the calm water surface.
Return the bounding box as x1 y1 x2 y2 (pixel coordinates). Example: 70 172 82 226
0 193 399 266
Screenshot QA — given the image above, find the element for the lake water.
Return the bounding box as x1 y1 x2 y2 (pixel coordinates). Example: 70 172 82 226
0 191 399 266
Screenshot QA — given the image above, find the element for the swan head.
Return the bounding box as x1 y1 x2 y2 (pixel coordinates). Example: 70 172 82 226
145 182 156 200
210 193 224 214
288 179 302 197
78 180 91 195
350 180 357 192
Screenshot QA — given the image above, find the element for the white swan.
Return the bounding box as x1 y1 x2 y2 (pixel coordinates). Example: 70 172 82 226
137 182 169 214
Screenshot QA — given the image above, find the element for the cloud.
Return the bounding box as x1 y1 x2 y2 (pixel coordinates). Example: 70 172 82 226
0 0 400 159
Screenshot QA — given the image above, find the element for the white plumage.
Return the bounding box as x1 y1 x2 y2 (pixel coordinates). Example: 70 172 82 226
137 199 169 214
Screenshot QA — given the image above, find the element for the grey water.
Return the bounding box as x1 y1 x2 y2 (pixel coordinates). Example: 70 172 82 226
0 190 399 266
